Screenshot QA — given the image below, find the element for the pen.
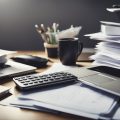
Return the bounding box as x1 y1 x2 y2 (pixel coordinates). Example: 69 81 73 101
52 23 57 33
35 24 41 33
35 24 48 42
40 24 46 33
35 22 59 44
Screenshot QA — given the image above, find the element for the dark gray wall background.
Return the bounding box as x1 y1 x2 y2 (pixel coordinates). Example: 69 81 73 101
0 0 120 50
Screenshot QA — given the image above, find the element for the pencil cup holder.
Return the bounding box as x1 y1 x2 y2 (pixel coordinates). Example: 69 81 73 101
44 43 58 58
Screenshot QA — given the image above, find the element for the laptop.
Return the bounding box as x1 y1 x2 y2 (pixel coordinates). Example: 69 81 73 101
67 66 120 96
0 60 36 79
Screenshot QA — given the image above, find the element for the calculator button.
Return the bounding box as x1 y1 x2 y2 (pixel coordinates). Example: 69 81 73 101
49 78 54 81
44 79 48 81
21 81 25 83
29 83 33 84
34 81 38 83
24 83 28 85
25 80 30 82
39 81 43 83
31 79 36 81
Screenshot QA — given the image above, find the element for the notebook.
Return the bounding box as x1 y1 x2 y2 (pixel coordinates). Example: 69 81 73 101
0 60 36 79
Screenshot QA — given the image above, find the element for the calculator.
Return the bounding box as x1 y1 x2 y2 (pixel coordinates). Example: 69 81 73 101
13 72 77 91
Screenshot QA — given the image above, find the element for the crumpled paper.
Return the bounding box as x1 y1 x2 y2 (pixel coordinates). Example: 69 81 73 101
56 25 82 40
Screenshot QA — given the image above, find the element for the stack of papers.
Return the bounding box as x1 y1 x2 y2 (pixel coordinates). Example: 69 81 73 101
10 84 118 119
1 63 120 120
100 21 120 36
85 21 120 69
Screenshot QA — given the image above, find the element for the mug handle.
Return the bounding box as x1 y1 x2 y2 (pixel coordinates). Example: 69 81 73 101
77 41 83 57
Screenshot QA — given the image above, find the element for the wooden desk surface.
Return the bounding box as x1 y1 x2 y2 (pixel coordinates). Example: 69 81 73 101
0 51 92 120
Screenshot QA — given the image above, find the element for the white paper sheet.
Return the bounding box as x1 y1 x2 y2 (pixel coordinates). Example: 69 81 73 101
33 100 100 120
96 42 120 49
93 51 120 60
92 61 120 70
90 54 120 69
90 41 120 69
0 96 52 112
0 49 16 64
85 35 120 69
91 54 120 64
0 49 16 56
85 32 120 43
17 84 115 115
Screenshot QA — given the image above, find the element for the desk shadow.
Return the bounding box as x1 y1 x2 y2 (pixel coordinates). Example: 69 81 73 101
75 64 84 67
16 82 77 95
0 92 12 101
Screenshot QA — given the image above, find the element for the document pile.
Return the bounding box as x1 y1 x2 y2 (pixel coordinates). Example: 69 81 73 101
85 21 120 69
1 63 120 120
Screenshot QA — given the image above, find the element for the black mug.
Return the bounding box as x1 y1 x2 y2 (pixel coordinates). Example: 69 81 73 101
58 38 83 66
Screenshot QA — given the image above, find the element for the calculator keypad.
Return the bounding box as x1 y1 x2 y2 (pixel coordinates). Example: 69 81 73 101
13 72 77 90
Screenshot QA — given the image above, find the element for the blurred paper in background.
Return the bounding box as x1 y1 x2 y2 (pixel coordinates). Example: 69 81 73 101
0 49 16 65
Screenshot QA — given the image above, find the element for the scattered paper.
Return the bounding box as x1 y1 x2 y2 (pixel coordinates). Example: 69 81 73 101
90 54 120 69
85 32 120 42
0 49 16 65
0 49 16 56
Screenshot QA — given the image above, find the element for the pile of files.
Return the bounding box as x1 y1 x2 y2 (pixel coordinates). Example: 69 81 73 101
1 63 120 120
85 21 120 69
